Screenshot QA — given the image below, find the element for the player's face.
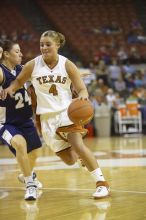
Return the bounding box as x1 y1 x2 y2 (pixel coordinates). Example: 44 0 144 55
40 36 59 61
0 47 3 59
7 44 22 65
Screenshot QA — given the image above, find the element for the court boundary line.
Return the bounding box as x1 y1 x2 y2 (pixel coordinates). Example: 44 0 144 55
0 186 146 195
1 157 146 168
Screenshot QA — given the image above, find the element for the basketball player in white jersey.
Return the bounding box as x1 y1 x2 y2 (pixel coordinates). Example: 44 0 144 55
0 30 110 199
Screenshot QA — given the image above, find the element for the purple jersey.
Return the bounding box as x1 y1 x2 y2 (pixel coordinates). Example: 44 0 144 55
0 64 33 125
0 64 42 155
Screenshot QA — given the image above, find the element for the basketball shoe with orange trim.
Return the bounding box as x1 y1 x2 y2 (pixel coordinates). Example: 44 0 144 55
93 181 110 199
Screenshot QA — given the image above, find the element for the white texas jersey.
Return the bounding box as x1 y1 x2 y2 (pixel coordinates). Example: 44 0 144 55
31 55 72 114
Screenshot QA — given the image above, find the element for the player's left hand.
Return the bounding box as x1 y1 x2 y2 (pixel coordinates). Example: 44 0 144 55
0 87 15 100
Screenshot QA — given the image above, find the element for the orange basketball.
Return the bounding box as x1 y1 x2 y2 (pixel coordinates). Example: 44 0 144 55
67 99 94 125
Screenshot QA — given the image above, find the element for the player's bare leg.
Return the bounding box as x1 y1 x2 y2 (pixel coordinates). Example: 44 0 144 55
11 135 37 200
18 148 43 189
67 132 110 199
56 147 78 165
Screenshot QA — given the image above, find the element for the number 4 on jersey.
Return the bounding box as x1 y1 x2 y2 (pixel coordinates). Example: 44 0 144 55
49 84 58 96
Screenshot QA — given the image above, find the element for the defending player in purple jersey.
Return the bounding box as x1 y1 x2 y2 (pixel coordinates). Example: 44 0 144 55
0 40 42 200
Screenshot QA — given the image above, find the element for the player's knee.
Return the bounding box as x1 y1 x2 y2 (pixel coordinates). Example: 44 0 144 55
11 135 27 152
56 152 76 165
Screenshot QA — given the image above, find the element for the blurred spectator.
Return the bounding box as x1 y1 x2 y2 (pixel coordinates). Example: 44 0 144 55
127 29 146 44
88 62 97 80
114 76 127 97
21 29 32 41
109 21 122 34
141 69 146 86
87 80 98 96
101 21 122 35
92 27 101 34
135 87 145 99
108 59 122 88
134 70 145 88
106 88 116 108
97 79 109 95
96 59 109 85
137 34 146 44
114 92 125 108
127 30 138 44
129 46 141 63
137 89 146 121
122 61 136 75
117 47 128 64
93 46 111 64
131 19 143 31
0 31 7 40
93 89 106 107
101 24 112 35
125 74 135 92
107 35 118 49
10 30 18 41
126 89 138 102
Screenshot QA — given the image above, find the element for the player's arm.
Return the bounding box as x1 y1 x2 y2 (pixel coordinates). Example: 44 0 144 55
0 60 35 100
11 60 34 91
66 59 88 100
27 85 42 136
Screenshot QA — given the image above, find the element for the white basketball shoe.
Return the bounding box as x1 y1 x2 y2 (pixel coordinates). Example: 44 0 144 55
24 182 37 201
18 172 43 189
92 181 110 199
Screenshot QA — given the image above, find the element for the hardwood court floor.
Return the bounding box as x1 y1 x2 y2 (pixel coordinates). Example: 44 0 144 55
0 135 146 220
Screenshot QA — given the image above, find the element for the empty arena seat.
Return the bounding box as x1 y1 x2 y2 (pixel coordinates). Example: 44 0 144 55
114 102 142 134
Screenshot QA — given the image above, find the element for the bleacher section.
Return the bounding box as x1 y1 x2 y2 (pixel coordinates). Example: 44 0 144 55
0 1 40 62
37 0 146 64
1 0 146 65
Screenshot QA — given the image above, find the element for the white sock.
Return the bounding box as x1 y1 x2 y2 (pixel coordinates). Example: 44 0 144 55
90 168 105 182
24 176 34 185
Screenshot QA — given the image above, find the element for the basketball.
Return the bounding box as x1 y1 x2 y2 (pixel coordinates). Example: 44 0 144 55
67 99 94 125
